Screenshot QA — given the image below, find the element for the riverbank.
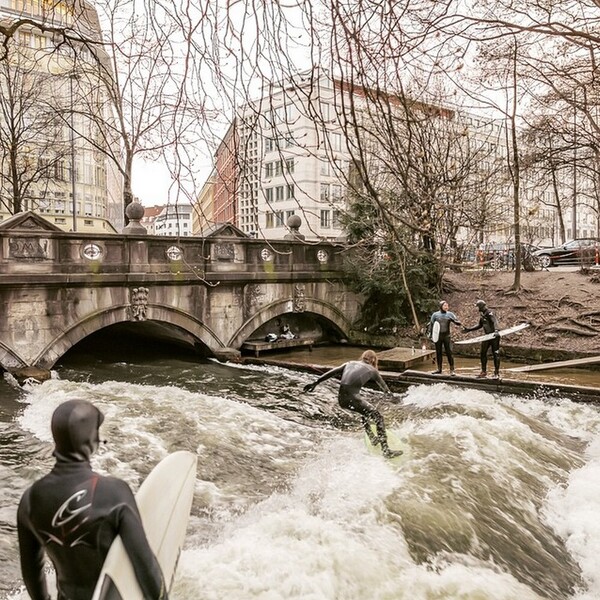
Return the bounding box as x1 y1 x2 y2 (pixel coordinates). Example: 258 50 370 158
353 267 600 366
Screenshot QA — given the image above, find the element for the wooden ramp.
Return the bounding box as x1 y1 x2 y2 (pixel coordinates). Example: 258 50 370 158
507 355 600 373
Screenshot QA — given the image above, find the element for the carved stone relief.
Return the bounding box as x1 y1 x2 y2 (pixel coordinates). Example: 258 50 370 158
130 287 150 321
8 237 50 260
293 284 306 312
213 243 235 262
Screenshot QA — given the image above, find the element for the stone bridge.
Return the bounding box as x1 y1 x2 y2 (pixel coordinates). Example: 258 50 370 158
0 212 362 375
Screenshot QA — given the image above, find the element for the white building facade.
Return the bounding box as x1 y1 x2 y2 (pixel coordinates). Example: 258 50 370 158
0 0 123 233
154 203 193 237
235 71 351 241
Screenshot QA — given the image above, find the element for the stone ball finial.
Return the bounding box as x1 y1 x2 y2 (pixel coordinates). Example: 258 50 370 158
122 199 147 235
284 214 305 241
125 199 145 221
287 214 301 229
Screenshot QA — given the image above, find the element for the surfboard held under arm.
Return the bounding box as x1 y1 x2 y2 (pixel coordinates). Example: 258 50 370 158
455 322 529 346
92 450 197 600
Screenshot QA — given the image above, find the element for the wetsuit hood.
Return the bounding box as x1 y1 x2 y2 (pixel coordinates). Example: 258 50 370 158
475 299 487 312
51 399 104 462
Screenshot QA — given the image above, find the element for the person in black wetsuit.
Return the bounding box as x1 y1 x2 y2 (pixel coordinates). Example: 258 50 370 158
463 299 501 378
17 399 168 600
303 349 402 458
428 300 462 375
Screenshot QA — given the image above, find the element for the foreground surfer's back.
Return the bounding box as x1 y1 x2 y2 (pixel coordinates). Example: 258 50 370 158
17 399 167 600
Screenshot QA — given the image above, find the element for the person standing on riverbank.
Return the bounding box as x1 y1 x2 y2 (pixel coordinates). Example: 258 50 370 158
17 399 168 600
303 349 402 458
463 299 501 378
429 300 462 375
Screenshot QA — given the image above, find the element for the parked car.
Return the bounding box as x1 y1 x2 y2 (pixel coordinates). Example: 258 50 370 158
532 238 600 268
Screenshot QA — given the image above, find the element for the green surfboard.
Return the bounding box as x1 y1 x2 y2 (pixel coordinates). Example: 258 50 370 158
364 425 411 464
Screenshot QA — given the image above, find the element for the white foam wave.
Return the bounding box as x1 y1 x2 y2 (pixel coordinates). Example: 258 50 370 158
174 437 543 600
544 436 600 598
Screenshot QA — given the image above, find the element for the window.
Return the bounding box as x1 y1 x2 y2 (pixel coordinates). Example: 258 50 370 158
266 188 274 203
333 209 341 228
321 102 331 121
266 212 274 228
320 183 330 202
286 210 295 221
275 186 284 201
286 158 294 173
330 132 342 152
275 211 284 226
286 184 295 199
331 184 342 200
320 161 330 176
285 104 296 121
320 210 330 228
275 160 282 176
265 163 274 178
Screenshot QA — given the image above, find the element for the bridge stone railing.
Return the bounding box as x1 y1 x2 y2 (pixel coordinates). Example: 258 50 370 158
0 229 348 281
0 214 362 376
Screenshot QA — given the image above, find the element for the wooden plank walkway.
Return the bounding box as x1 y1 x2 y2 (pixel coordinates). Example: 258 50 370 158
376 346 435 370
241 338 315 357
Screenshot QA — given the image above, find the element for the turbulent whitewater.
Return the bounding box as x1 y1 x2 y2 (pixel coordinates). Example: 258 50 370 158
1 357 600 600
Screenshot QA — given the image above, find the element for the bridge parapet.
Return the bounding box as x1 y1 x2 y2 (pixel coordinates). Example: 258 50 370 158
0 212 362 373
0 218 346 281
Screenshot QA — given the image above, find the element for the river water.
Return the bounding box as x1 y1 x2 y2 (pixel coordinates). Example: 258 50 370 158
2 343 600 600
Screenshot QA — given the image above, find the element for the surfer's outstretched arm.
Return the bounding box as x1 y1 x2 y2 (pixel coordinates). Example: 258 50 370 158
303 364 345 392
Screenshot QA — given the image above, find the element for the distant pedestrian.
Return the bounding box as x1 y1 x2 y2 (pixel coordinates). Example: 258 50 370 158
428 300 462 375
463 299 501 378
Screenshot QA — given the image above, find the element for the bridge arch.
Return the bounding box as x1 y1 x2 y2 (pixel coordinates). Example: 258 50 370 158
0 342 28 370
33 304 226 369
228 297 354 348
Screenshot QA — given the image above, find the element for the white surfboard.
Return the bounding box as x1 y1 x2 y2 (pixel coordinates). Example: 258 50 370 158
431 321 441 343
91 451 197 600
455 322 529 345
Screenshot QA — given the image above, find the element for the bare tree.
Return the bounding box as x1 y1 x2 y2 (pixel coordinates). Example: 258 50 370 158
0 39 69 214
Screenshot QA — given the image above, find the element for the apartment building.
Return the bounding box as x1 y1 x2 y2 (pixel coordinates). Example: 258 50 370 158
207 70 350 241
193 173 215 235
0 0 123 232
139 204 166 235
154 203 193 237
207 68 593 247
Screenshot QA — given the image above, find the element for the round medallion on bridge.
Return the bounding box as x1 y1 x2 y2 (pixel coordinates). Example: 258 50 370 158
82 243 103 260
166 246 183 261
260 248 274 262
317 249 329 263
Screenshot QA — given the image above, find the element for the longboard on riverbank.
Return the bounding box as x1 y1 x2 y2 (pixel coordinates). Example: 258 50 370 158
455 323 529 345
92 451 197 600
